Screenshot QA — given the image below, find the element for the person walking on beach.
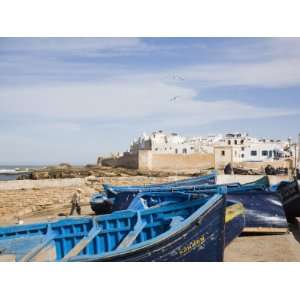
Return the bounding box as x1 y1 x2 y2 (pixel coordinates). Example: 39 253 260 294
70 188 82 216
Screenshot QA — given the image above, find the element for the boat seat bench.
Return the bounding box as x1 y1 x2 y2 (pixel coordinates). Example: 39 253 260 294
117 211 146 250
61 221 102 261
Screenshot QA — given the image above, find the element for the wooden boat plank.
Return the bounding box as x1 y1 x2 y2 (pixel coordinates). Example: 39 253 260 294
117 212 146 250
243 227 288 233
61 224 102 261
30 242 56 262
20 232 56 262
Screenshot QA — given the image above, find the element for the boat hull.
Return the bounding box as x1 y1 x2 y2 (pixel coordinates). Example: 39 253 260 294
225 191 288 231
0 195 226 262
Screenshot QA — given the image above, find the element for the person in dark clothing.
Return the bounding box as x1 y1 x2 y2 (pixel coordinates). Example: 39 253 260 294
224 163 233 175
265 165 276 175
70 188 82 215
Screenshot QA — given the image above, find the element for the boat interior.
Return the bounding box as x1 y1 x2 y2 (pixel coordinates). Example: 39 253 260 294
0 195 212 262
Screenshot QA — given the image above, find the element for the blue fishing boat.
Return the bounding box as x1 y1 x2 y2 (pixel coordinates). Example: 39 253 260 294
91 176 288 233
0 193 226 262
103 172 216 198
90 176 268 215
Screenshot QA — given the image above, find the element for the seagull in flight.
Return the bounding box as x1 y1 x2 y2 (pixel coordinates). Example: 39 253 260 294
170 96 180 102
172 75 184 81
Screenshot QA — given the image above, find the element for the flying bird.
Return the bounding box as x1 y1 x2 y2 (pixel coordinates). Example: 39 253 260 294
170 96 180 102
172 75 184 81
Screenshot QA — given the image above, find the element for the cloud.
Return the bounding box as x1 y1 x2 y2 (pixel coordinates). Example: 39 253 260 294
1 79 298 126
0 38 144 54
168 58 300 88
2 38 300 88
159 38 300 88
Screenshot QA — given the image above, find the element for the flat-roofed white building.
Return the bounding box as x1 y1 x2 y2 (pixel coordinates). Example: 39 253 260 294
130 130 222 155
130 131 291 160
214 133 290 162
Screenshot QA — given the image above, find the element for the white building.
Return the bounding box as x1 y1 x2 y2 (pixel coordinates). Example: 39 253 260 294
130 131 292 163
214 133 291 163
130 130 222 155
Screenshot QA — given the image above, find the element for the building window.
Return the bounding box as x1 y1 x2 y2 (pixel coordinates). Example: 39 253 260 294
241 147 245 151
269 150 273 157
175 149 178 154
190 147 194 150
241 140 244 144
262 150 268 156
182 148 187 154
155 148 158 151
251 150 257 156
234 140 237 145
228 140 231 145
221 150 225 156
241 154 244 158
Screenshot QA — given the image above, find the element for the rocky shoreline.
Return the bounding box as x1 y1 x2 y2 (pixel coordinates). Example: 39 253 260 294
16 164 210 180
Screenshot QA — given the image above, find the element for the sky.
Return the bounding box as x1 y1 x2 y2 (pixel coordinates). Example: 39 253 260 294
0 37 300 165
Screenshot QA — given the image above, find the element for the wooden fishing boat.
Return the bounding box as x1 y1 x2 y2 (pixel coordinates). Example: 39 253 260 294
90 176 268 215
103 172 216 198
173 177 288 232
93 176 288 233
0 193 226 262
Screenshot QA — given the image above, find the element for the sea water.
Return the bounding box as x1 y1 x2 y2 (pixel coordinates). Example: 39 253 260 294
0 165 44 181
